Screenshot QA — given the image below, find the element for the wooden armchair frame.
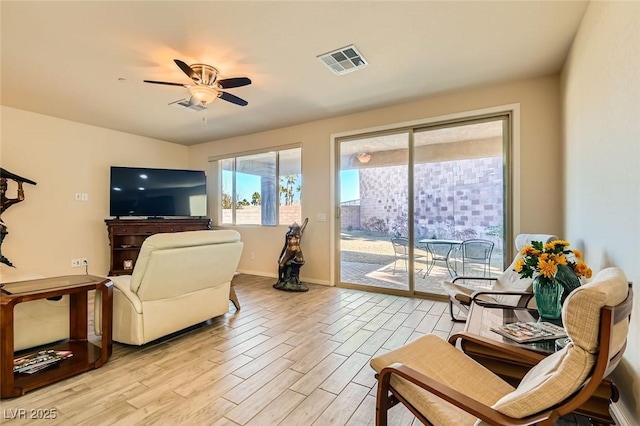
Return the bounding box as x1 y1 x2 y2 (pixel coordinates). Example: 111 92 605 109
376 284 633 426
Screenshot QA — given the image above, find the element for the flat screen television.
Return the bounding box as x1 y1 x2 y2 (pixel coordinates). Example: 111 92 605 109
110 166 207 218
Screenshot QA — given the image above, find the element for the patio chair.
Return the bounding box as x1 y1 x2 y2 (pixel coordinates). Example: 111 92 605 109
391 237 428 275
453 239 494 277
371 267 633 426
444 233 558 322
391 237 409 274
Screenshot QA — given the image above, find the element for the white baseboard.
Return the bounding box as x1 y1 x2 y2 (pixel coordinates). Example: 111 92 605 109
236 269 276 278
300 277 332 286
235 270 332 286
610 400 634 426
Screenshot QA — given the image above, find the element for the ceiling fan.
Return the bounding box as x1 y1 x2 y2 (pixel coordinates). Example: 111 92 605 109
144 59 251 108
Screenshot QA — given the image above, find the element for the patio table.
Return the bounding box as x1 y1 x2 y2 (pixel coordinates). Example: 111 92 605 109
418 239 462 277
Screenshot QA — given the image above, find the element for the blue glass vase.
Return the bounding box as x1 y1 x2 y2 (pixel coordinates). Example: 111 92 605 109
555 264 581 304
533 276 563 321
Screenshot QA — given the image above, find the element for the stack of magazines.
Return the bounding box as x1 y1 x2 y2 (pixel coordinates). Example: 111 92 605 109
491 321 567 343
13 350 73 374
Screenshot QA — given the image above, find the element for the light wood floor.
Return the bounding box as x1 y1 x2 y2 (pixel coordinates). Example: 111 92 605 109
2 275 587 425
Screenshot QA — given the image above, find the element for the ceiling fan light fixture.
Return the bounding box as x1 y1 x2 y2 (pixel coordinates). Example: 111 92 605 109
145 59 250 108
188 85 218 104
189 64 218 85
357 153 371 164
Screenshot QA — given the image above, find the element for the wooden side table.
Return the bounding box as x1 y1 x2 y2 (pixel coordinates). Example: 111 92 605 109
461 302 617 425
1 275 113 398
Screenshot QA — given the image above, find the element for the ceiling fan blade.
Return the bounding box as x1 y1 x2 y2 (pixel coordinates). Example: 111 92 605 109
218 91 248 106
218 77 252 89
143 80 187 87
174 59 198 81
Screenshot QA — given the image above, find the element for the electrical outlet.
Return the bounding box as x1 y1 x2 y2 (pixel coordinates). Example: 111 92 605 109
250 252 256 260
71 258 87 267
81 193 89 201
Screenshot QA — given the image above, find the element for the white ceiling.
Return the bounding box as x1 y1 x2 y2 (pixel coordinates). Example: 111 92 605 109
0 1 589 146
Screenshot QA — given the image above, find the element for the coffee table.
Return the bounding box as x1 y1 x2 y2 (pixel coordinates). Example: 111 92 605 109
458 302 617 425
1 275 113 398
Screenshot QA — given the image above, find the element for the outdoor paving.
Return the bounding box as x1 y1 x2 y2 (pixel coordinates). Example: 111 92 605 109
339 230 505 296
340 259 501 295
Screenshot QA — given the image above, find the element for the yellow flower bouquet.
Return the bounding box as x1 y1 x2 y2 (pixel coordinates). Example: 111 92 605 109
515 240 591 282
514 240 592 319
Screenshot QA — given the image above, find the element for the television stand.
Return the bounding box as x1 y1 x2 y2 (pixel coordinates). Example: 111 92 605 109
105 218 210 275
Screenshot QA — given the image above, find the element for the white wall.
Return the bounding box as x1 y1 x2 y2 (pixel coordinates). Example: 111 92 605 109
189 76 564 284
561 1 640 422
0 107 189 277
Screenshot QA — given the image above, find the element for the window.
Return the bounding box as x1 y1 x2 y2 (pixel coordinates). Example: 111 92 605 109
220 147 301 225
278 148 302 225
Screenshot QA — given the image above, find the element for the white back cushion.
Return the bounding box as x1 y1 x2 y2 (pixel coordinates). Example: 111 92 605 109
131 230 242 300
563 267 629 353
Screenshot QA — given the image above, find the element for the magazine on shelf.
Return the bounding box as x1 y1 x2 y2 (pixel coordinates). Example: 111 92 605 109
13 349 73 374
491 321 567 343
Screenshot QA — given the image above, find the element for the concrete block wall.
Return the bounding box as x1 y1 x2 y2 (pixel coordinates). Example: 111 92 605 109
358 157 503 238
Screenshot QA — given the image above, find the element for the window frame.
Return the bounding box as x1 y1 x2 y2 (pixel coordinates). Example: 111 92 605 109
209 144 302 226
334 111 514 295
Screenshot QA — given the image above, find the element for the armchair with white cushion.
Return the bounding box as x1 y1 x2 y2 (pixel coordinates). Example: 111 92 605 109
372 267 633 425
96 229 243 345
444 233 558 322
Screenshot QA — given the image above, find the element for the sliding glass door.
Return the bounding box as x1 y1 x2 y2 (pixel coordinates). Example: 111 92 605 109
338 132 411 293
412 119 507 294
336 115 510 297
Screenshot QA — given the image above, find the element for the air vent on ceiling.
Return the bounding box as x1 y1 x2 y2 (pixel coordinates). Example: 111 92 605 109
317 45 368 75
169 98 207 112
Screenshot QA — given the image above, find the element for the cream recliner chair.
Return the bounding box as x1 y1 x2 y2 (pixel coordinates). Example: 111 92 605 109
99 229 243 345
444 233 558 322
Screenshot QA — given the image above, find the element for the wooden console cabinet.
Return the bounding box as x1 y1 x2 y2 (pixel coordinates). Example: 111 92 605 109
105 218 210 276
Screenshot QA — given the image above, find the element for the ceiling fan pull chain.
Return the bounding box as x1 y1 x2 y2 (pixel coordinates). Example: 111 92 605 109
202 116 208 131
